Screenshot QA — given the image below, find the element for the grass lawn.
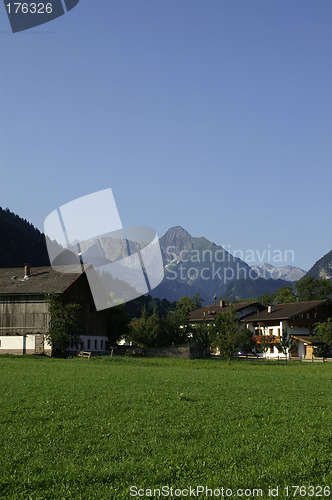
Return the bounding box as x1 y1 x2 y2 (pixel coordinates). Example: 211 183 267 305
0 356 331 499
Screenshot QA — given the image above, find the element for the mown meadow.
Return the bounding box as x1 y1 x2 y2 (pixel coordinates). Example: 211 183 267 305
0 356 331 499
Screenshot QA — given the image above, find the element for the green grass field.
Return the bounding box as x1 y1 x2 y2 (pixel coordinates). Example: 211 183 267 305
0 357 331 499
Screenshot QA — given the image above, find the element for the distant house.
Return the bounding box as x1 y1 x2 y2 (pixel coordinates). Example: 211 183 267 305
188 300 264 325
0 264 109 355
244 300 332 359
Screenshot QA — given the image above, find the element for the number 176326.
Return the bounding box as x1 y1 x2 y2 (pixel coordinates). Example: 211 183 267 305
6 3 53 14
284 486 330 497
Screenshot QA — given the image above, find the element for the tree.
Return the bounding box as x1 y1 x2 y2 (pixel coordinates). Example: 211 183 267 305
295 276 332 302
276 327 295 364
124 294 153 319
257 292 273 307
190 320 211 348
241 325 256 354
211 308 252 365
129 306 170 347
317 279 332 300
125 295 176 319
191 292 204 309
106 304 130 346
314 319 332 357
165 294 204 345
165 308 189 345
273 286 297 304
296 276 317 301
149 297 176 318
315 318 332 346
176 294 203 315
128 294 204 348
129 306 152 347
46 294 81 357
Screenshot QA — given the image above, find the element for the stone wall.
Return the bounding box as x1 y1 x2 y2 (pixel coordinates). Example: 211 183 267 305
114 345 210 359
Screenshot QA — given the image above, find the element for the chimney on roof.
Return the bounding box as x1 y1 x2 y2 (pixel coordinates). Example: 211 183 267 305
268 305 274 313
220 300 225 307
24 263 30 278
213 294 217 305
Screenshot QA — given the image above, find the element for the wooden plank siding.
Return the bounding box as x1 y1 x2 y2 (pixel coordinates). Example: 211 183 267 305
61 273 108 337
0 295 49 335
0 272 108 338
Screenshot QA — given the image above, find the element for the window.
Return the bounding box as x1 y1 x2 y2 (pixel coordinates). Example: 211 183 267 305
95 339 98 349
278 328 280 336
269 329 273 335
269 346 274 353
87 339 90 349
100 340 103 349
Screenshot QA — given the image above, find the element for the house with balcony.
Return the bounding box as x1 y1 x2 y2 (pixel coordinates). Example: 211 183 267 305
244 300 332 359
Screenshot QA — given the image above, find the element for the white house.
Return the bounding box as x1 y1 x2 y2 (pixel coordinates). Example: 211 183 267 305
244 300 332 359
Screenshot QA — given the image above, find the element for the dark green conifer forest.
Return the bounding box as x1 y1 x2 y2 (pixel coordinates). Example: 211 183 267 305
0 207 50 267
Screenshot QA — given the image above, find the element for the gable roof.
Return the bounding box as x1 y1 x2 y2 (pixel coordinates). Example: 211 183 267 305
189 302 262 322
244 300 329 322
0 266 84 295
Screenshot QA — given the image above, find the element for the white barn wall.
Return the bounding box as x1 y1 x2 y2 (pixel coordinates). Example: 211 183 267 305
0 334 52 355
0 335 24 354
79 335 109 353
0 334 35 354
0 334 108 355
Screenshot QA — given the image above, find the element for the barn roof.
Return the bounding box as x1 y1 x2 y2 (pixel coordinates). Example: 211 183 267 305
0 266 85 295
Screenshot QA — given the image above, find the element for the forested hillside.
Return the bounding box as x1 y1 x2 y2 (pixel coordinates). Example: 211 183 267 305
0 208 50 267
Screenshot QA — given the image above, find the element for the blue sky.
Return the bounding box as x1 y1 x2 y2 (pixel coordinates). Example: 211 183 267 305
0 0 331 270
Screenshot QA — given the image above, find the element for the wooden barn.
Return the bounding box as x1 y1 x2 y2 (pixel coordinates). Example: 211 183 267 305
0 264 109 355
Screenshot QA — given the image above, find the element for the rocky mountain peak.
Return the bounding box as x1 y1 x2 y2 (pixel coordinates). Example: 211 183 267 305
160 226 194 260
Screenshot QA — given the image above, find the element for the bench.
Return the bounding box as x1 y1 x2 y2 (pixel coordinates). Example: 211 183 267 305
78 351 91 359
